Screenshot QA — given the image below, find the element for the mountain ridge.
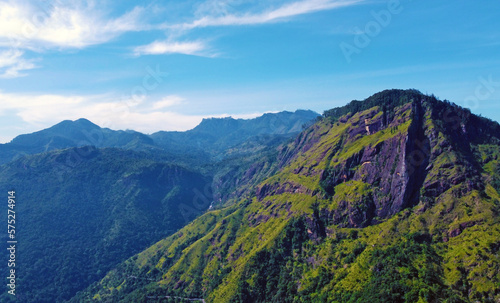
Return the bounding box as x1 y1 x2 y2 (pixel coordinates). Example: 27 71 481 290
1 89 499 302
0 110 319 165
150 109 319 160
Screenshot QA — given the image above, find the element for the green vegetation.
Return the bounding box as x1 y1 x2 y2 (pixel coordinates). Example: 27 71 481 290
72 90 500 303
0 147 211 303
0 110 319 302
323 89 422 122
3 90 500 303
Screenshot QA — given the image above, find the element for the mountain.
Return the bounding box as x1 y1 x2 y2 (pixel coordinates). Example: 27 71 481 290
0 147 211 303
0 110 319 165
150 110 319 160
0 118 157 165
75 90 500 303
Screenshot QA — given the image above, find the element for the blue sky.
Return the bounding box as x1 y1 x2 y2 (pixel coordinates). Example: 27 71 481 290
0 0 499 142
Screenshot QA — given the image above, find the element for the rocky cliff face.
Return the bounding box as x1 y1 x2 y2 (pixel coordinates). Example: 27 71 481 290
250 99 421 228
253 93 494 229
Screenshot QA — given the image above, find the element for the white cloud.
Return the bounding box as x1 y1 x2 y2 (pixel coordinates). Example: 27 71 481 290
0 92 87 125
221 112 279 120
0 1 145 50
133 40 208 56
174 0 363 29
0 92 198 135
194 0 236 18
152 95 184 109
0 1 146 77
0 49 37 78
0 0 364 62
136 0 363 58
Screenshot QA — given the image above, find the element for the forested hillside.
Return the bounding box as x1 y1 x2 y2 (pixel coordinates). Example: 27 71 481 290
0 147 211 302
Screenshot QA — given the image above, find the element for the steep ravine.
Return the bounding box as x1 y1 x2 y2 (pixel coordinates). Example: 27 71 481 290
400 99 431 213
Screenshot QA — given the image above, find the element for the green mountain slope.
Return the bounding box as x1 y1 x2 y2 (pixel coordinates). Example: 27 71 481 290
0 147 212 303
76 90 500 303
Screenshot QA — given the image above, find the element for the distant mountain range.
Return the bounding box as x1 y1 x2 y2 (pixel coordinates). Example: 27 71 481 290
152 110 319 157
0 110 319 165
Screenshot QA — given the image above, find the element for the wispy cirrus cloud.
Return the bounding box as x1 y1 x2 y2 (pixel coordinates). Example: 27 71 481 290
0 49 37 78
172 0 363 30
0 0 366 73
0 0 146 77
0 1 366 63
135 0 364 57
